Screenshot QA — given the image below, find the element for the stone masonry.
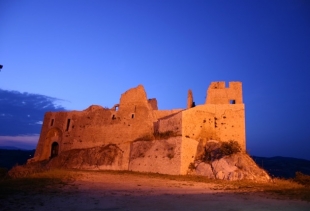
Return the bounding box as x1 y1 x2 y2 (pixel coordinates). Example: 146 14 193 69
29 81 246 175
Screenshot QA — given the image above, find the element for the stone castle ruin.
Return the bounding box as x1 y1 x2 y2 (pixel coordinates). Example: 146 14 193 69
29 81 250 177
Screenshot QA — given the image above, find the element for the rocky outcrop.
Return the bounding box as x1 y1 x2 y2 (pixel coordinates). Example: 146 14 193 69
190 153 270 182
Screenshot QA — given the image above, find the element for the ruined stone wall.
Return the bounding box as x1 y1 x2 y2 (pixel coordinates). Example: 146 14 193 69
206 81 243 104
187 89 194 109
156 111 182 135
32 85 156 162
32 81 246 171
148 98 158 110
152 109 183 120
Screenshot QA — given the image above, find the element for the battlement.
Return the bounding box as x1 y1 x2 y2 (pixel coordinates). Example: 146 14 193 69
206 81 243 104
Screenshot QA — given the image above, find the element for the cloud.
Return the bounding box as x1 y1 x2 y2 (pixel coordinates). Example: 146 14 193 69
0 135 39 149
0 89 66 136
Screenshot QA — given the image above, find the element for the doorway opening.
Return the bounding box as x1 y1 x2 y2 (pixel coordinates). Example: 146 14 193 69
51 142 59 158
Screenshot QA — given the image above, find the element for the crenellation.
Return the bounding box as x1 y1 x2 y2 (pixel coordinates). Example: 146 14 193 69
29 81 246 175
206 81 243 104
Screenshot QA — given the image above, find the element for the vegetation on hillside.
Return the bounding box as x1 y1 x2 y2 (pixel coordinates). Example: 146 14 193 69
295 171 310 187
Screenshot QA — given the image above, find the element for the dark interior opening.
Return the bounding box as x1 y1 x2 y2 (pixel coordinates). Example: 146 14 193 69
51 142 59 158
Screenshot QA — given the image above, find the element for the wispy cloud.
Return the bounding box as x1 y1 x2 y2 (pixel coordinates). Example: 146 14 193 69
0 89 66 136
0 135 39 149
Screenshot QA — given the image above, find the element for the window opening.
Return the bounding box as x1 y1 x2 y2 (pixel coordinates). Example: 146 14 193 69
131 114 135 119
66 119 71 131
115 106 119 111
112 114 116 120
50 119 54 126
229 100 236 104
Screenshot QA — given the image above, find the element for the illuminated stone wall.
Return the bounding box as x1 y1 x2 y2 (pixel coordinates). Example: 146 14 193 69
31 81 246 175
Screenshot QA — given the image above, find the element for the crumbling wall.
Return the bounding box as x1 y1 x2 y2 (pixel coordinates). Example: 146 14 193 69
152 109 183 120
156 111 182 135
148 98 158 110
31 81 246 171
32 85 156 162
187 89 194 109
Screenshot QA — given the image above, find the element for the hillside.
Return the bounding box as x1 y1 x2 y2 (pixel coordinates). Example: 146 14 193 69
252 156 310 179
0 149 35 169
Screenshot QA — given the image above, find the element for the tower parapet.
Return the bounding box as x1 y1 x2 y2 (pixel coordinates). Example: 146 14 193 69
205 81 243 104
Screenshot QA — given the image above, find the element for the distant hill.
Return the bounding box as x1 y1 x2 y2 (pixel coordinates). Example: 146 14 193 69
0 149 35 170
252 156 310 179
0 146 23 150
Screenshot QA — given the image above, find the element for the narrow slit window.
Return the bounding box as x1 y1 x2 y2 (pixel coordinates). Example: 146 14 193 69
66 119 71 131
229 100 236 104
50 119 54 126
131 114 135 119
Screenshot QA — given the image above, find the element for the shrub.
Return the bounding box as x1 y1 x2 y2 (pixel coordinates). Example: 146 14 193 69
188 162 196 171
202 142 222 163
220 140 241 156
200 140 241 163
295 172 310 186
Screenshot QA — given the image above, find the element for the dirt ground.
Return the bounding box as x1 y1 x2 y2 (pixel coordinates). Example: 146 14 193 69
1 171 310 211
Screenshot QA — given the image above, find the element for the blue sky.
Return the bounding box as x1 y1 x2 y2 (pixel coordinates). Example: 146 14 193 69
0 0 309 159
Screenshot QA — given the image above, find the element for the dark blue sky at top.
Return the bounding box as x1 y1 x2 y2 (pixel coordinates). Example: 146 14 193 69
0 0 309 159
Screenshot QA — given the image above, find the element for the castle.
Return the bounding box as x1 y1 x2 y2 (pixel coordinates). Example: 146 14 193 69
29 81 245 175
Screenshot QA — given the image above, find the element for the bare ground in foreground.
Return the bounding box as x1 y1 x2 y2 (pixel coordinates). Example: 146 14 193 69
1 170 310 211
